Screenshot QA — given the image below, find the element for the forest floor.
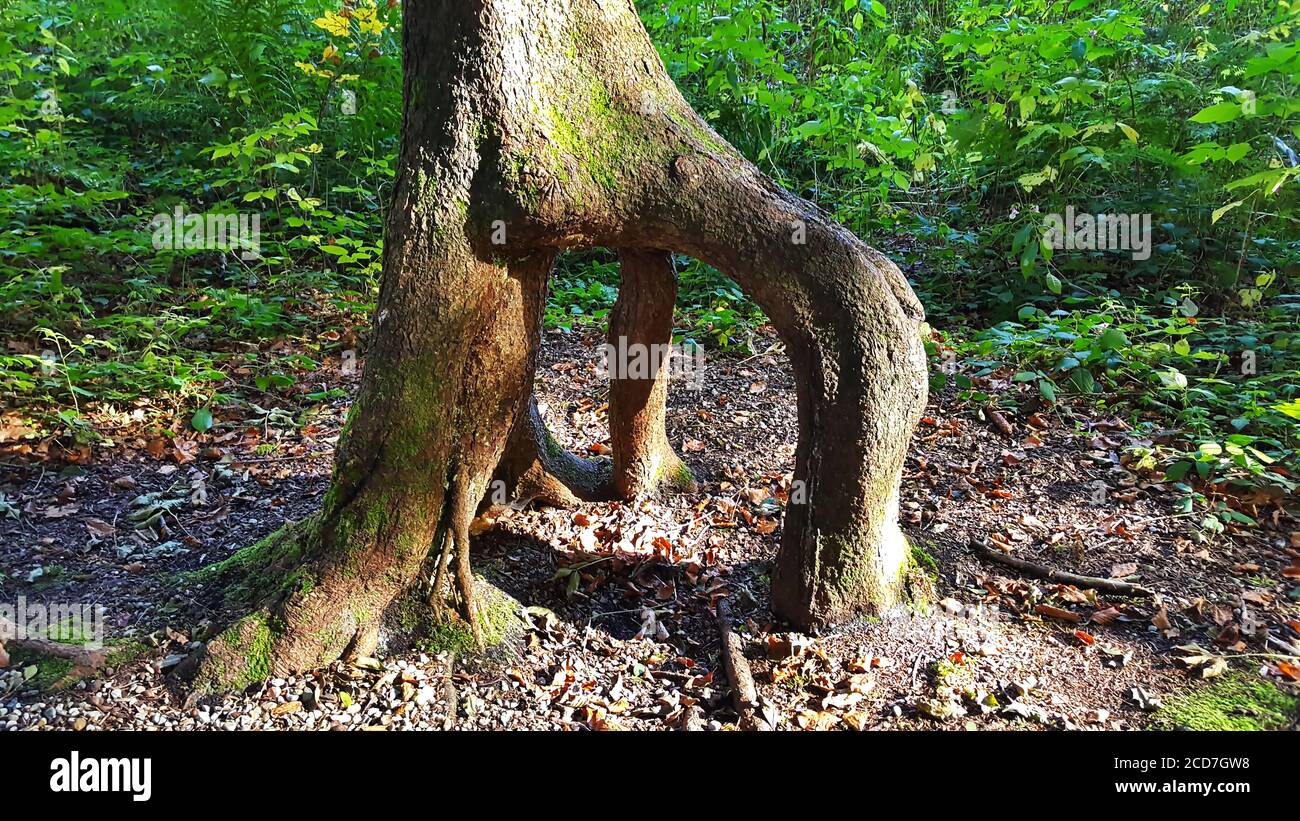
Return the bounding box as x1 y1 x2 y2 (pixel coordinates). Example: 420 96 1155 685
1 327 1298 731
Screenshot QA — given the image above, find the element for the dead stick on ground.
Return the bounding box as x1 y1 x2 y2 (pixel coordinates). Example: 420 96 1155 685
716 598 771 731
0 618 107 669
441 652 457 731
983 405 1013 437
968 539 1155 597
676 704 707 731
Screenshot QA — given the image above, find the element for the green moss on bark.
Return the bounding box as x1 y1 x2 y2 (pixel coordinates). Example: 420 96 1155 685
540 74 671 200
417 576 524 656
185 514 321 607
904 535 938 615
816 529 908 621
192 612 279 694
657 457 696 492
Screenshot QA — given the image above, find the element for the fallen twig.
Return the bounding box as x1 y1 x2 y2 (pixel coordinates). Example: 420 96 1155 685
0 618 107 670
441 652 457 730
716 598 771 731
983 405 1013 437
968 539 1155 597
676 704 707 731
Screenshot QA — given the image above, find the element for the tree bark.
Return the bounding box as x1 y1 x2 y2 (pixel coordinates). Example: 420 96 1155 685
495 393 612 508
193 0 927 689
607 249 694 498
495 249 692 506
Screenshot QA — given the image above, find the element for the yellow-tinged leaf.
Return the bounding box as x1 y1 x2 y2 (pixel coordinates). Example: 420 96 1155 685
1211 200 1243 224
313 12 351 37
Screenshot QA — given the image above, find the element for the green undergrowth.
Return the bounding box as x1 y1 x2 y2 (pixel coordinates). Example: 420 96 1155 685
1154 673 1299 731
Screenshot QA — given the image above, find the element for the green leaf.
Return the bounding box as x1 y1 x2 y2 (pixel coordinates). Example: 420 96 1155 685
1224 143 1251 163
1068 369 1097 394
191 407 214 433
1017 166 1057 191
1275 399 1300 421
199 67 228 86
1189 102 1243 124
1211 200 1243 224
1158 369 1188 389
1099 327 1129 351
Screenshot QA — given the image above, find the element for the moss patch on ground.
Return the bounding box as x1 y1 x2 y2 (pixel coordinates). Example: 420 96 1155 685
904 535 940 615
1154 673 1299 731
6 647 81 691
105 638 150 668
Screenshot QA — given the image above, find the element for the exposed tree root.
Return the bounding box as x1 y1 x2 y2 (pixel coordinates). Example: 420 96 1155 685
0 618 107 672
448 471 482 646
441 652 458 730
494 395 614 508
493 249 696 508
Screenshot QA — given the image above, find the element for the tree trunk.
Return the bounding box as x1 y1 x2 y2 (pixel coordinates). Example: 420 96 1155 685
607 249 695 498
193 0 927 689
494 249 692 506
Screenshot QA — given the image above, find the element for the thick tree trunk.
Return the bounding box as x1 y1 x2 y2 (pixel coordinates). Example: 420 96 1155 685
193 0 926 689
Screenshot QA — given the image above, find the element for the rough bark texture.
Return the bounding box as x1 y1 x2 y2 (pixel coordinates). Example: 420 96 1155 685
607 249 694 498
495 393 611 507
193 0 927 690
494 249 691 506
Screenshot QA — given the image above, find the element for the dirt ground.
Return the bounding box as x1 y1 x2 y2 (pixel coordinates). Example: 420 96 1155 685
1 327 1298 731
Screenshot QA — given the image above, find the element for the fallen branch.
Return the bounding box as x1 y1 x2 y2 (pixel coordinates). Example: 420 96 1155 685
716 599 772 731
968 539 1155 597
0 618 107 670
676 704 707 731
